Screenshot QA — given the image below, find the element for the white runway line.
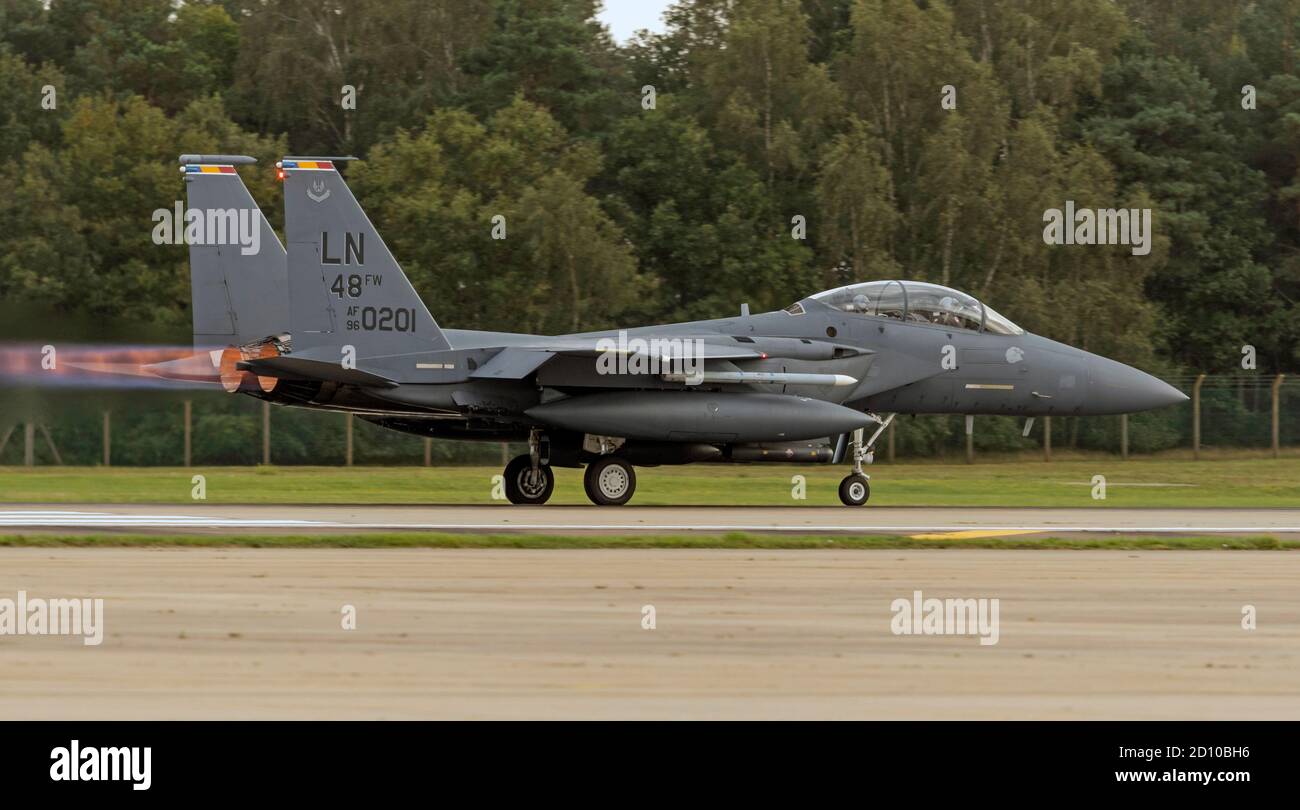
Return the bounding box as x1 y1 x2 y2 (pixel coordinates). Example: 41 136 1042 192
0 510 322 527
0 509 1296 534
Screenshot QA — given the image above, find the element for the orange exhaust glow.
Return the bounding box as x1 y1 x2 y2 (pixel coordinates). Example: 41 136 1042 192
218 342 281 393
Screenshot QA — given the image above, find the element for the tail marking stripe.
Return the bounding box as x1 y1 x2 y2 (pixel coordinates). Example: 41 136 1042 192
282 160 334 171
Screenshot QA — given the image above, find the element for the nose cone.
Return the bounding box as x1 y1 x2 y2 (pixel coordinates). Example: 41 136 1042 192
1088 357 1189 414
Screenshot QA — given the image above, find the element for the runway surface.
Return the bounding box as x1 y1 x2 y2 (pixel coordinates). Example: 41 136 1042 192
0 548 1296 720
0 503 1298 537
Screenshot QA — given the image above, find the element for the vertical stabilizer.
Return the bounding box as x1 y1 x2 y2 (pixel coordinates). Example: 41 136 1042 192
280 158 451 356
181 154 288 347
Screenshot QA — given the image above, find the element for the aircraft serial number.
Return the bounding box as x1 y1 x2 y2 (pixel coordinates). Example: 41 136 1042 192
345 306 416 332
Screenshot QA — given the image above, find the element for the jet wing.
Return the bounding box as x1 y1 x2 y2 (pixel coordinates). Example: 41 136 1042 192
468 348 556 380
463 339 767 383
540 339 765 362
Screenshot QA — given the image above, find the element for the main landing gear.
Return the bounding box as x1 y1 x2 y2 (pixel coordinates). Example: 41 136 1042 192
502 419 895 507
503 454 554 504
502 455 638 506
583 456 636 506
503 429 555 505
500 431 639 506
838 413 895 507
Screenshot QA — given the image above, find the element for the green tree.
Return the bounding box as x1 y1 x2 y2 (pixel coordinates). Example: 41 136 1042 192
951 0 1128 118
0 48 66 163
350 98 647 334
814 117 897 280
459 0 630 140
697 0 841 189
232 0 493 155
1083 40 1278 369
0 93 284 329
605 98 817 320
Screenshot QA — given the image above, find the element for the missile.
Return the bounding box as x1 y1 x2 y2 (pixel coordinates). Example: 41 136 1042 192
660 370 857 387
526 391 873 443
178 154 259 166
727 441 835 463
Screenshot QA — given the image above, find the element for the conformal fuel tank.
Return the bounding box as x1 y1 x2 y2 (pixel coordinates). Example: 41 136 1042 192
525 391 872 443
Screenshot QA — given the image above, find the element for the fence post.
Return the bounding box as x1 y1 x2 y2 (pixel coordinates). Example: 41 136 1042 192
1192 373 1206 460
1120 413 1129 460
24 422 34 466
887 418 895 463
37 424 62 465
1043 415 1052 462
262 401 271 465
964 414 974 463
423 437 432 467
102 412 111 467
1273 374 1286 459
345 413 354 466
183 400 192 467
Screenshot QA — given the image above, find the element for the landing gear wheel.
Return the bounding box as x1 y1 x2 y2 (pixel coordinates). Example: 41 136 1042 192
503 454 554 505
838 474 870 506
584 457 637 506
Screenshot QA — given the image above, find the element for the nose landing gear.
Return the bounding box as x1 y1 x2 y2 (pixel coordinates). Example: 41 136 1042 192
838 413 894 506
839 473 870 506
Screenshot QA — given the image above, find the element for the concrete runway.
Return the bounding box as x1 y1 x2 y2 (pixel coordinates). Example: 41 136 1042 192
1 504 1299 536
0 548 1296 720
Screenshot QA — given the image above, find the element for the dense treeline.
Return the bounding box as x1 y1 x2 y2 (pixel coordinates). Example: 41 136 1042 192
0 1 1297 462
3 0 1298 369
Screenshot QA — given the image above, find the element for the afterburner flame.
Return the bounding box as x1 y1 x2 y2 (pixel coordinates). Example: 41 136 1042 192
218 342 281 393
0 343 219 389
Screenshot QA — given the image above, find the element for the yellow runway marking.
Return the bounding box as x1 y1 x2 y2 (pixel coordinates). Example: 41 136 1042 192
908 529 1044 540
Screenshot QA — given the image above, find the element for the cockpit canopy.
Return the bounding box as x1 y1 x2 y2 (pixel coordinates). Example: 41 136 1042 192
794 280 1024 335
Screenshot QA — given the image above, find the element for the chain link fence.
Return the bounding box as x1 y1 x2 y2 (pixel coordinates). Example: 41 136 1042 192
0 374 1294 466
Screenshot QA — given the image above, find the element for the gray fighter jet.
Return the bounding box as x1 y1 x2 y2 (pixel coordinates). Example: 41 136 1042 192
170 154 1187 506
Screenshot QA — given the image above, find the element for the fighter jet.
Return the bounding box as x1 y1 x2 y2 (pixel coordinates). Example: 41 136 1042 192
172 154 1187 506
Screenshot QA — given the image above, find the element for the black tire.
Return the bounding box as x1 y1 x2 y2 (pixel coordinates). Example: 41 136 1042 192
503 454 555 505
583 457 637 506
838 474 870 506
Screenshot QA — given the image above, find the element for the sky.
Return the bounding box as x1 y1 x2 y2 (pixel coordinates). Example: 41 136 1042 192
598 0 674 43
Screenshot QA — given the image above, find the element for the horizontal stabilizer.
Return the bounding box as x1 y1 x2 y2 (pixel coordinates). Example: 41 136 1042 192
239 355 398 388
